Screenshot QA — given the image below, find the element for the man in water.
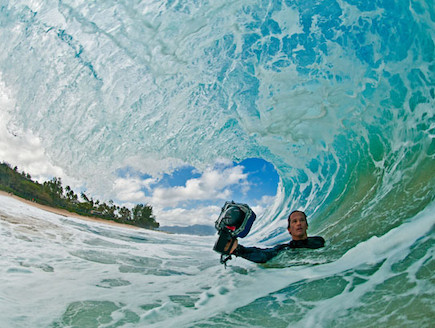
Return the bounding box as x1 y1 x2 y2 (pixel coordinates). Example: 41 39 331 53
225 210 325 263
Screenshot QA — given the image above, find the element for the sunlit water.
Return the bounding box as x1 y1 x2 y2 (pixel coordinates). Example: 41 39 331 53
1 0 434 327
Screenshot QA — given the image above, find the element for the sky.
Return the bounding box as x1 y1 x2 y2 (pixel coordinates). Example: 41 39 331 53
112 158 279 227
0 86 279 227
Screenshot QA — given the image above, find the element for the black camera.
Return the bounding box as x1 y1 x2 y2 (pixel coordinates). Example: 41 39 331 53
213 201 256 255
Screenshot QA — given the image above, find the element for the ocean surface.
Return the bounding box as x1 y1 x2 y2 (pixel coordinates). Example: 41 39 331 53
1 0 434 327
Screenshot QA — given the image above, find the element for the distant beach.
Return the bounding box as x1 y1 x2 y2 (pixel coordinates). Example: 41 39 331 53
0 190 141 230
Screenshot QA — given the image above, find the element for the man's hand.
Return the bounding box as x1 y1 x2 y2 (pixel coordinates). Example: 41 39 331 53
224 238 238 254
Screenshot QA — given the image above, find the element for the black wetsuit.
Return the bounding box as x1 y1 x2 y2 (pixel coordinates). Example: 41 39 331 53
233 236 325 263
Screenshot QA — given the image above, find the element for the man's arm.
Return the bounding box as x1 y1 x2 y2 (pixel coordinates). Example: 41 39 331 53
232 244 284 263
226 236 326 263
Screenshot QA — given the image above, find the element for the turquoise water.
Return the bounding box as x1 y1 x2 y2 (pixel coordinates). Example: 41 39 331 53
0 0 434 327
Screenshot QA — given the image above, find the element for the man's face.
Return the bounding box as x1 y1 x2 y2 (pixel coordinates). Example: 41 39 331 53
288 212 308 240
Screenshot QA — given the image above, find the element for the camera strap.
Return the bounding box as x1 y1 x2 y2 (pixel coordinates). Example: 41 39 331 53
220 254 232 268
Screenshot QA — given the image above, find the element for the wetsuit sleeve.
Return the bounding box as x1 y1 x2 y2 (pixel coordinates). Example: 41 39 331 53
233 244 285 263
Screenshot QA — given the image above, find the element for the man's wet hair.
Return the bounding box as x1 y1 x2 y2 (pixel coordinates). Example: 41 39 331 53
287 210 307 228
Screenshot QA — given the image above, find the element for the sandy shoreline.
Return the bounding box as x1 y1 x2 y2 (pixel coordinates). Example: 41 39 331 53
0 190 141 230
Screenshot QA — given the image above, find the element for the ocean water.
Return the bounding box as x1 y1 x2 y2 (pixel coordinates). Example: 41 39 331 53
1 0 434 327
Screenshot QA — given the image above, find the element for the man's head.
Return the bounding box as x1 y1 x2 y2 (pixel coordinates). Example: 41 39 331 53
287 210 308 240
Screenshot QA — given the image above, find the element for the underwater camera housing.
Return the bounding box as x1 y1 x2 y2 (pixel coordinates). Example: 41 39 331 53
213 201 256 255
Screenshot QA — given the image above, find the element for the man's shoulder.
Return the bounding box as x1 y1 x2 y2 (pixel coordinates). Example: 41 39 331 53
306 236 325 248
308 236 325 242
288 236 325 249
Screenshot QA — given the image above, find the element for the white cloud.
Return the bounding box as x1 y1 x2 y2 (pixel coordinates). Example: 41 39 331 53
109 161 256 227
0 77 64 181
122 155 187 179
113 176 158 202
113 178 145 202
153 194 278 228
250 194 277 218
150 164 249 208
154 205 221 227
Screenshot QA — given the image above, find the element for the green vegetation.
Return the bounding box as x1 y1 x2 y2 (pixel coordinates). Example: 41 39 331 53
0 162 159 229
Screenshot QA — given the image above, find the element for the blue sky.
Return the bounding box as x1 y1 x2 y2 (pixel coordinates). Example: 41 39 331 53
112 158 280 227
144 158 279 205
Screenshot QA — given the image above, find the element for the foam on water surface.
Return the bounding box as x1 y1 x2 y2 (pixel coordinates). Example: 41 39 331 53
1 194 434 327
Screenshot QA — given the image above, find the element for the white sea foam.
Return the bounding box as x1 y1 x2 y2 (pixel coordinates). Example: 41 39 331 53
1 194 434 327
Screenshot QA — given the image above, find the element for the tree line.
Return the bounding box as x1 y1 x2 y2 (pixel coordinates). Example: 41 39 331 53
0 162 159 229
